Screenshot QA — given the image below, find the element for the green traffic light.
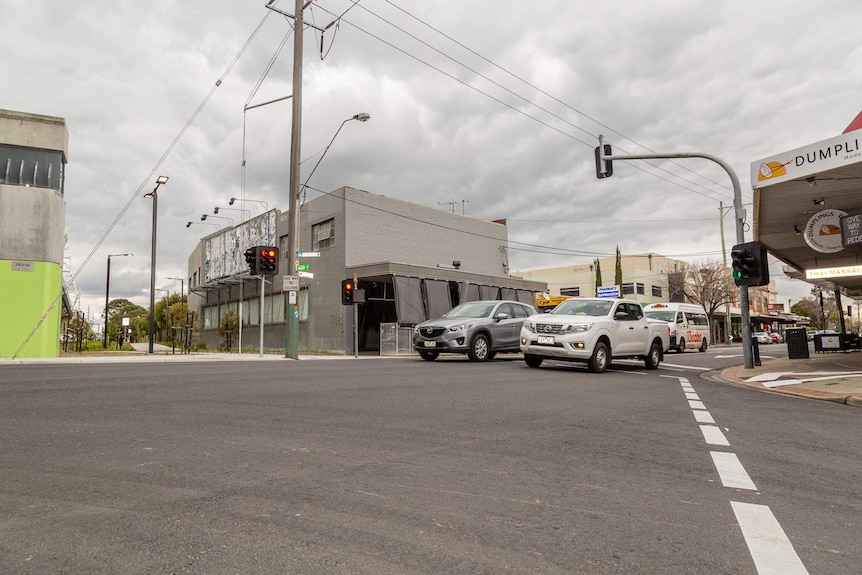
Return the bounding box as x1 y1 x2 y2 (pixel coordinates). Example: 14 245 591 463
733 269 744 280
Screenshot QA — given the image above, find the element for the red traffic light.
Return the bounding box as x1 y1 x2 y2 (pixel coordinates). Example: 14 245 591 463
342 279 355 305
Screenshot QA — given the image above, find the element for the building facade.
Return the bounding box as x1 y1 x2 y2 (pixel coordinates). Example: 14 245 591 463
0 109 69 358
187 187 546 353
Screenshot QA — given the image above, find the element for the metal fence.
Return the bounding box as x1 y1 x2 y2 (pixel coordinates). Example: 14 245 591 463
380 323 416 356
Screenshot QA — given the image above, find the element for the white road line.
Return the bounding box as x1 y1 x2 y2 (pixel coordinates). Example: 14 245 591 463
685 391 700 400
731 502 809 574
660 362 712 371
700 424 730 446
693 410 715 424
710 452 757 490
688 400 706 410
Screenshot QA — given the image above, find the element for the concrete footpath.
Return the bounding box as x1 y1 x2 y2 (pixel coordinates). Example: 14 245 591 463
712 345 862 408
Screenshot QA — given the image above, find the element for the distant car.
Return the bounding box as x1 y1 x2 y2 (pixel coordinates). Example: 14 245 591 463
808 329 838 341
413 300 537 361
770 332 784 344
753 332 772 344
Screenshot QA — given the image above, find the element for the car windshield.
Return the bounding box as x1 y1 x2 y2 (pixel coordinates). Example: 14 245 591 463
551 299 612 317
645 310 674 322
442 302 496 318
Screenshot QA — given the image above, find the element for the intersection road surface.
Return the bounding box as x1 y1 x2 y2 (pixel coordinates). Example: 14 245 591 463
1 357 859 574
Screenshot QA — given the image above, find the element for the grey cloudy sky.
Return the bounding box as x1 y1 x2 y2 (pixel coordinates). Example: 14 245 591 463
2 0 861 318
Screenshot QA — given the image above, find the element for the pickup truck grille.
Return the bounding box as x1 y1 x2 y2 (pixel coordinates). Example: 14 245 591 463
534 323 564 335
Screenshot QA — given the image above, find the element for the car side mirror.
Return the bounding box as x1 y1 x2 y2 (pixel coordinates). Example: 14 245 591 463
495 312 509 321
614 311 628 320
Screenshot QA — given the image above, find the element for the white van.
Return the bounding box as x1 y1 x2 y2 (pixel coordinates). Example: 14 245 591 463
643 303 710 353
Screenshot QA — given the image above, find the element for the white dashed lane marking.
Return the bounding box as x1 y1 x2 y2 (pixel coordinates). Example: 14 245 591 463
731 502 810 574
666 376 809 573
710 451 756 490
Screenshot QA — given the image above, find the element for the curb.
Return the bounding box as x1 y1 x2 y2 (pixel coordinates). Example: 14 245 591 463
712 365 862 407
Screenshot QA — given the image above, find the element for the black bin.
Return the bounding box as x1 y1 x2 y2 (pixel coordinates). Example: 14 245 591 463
785 328 809 359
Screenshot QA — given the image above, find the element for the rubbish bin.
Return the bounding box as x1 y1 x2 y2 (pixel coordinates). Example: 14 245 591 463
785 328 809 359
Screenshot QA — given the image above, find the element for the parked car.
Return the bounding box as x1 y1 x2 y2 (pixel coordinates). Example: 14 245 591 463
413 300 537 361
770 332 784 344
753 332 772 344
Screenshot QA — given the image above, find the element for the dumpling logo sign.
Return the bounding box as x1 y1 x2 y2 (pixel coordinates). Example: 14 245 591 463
804 209 847 253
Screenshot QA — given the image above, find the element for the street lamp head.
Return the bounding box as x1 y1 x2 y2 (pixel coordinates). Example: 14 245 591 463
353 113 371 122
156 175 169 185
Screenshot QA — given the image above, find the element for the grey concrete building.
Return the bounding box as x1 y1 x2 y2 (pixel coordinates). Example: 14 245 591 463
187 186 546 354
0 109 69 357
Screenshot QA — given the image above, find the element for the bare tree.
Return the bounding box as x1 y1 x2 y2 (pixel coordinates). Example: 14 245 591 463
683 259 737 342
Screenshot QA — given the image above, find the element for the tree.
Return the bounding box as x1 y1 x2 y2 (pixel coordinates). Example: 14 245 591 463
594 259 603 296
792 288 838 330
107 299 147 344
682 259 737 343
217 309 239 351
615 246 623 290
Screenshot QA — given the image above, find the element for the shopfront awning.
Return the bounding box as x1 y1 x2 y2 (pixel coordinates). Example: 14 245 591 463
752 125 862 297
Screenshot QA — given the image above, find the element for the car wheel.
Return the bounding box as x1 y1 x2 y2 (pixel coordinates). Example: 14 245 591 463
524 354 543 368
644 340 661 369
467 333 490 361
699 338 708 352
588 341 609 373
418 350 439 361
677 338 686 353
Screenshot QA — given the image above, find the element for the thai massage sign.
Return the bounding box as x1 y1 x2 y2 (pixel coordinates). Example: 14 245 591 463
804 209 847 253
840 213 862 247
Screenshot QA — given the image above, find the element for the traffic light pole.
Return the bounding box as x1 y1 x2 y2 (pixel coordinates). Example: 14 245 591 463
597 135 754 368
260 275 265 358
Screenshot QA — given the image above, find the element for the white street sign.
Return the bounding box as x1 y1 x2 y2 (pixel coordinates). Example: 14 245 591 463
297 251 321 258
298 271 314 278
283 275 300 290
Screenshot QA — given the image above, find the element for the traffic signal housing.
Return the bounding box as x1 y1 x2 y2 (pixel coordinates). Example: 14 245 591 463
244 247 258 275
342 279 355 305
594 143 613 179
731 241 769 287
258 247 279 276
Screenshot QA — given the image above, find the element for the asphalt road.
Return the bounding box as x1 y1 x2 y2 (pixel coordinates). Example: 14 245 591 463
1 355 859 574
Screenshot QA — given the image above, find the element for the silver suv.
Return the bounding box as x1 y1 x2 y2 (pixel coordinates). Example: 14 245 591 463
414 300 536 361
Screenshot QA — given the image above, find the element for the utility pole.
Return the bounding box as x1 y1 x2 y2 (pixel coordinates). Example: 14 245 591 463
284 0 304 360
719 202 731 344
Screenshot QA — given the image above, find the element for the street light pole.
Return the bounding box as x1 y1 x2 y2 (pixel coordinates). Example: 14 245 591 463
104 253 132 348
144 176 169 354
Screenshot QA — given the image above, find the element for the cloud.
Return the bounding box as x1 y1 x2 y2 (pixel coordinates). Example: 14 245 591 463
3 0 859 318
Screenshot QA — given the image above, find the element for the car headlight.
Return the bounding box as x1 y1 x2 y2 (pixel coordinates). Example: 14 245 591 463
414 326 420 334
449 323 473 332
561 323 591 334
523 321 534 332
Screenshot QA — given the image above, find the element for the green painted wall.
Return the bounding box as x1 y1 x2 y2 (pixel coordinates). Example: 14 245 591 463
0 260 62 358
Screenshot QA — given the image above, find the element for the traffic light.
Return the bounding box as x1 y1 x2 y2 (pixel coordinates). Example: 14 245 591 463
244 247 258 275
731 241 769 287
258 246 279 276
594 143 613 179
342 279 355 305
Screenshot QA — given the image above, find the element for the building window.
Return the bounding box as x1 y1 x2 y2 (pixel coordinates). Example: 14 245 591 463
312 219 335 250
652 285 662 298
622 283 634 295
560 287 580 297
0 144 65 193
636 282 645 295
298 287 309 322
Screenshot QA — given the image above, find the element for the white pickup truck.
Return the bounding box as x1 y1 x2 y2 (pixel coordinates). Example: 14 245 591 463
519 297 670 373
